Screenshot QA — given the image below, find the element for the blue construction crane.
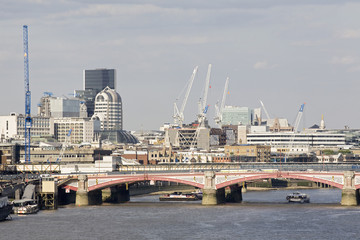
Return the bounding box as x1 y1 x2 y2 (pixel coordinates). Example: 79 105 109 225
23 25 32 163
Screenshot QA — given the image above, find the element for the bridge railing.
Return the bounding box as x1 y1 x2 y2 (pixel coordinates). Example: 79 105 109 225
117 162 360 173
3 162 360 174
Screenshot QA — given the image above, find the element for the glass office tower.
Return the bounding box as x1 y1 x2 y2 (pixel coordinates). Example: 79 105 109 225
83 69 116 92
76 68 116 117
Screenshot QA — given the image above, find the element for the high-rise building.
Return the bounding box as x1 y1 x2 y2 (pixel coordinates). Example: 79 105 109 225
75 68 116 117
92 86 122 130
83 68 116 92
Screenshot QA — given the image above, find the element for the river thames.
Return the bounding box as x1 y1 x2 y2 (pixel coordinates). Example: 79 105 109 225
2 188 360 240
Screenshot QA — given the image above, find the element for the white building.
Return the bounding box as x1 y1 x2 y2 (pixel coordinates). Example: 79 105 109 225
92 86 122 130
247 132 346 152
0 113 54 141
60 155 120 174
38 95 86 118
54 117 100 144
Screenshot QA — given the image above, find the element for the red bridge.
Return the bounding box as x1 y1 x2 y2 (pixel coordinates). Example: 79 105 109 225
58 170 360 206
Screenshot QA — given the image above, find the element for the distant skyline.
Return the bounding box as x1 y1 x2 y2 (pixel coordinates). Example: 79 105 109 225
1 1 360 130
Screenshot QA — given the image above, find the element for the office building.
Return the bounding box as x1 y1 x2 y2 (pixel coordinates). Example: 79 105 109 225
0 113 54 141
83 69 116 92
38 95 87 118
92 86 122 130
75 69 116 117
224 144 271 162
54 117 100 144
246 132 346 151
222 106 252 126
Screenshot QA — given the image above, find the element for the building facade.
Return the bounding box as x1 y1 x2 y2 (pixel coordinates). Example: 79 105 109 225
224 144 271 162
77 68 116 117
246 132 346 150
19 147 112 163
83 69 116 92
38 95 86 118
92 86 123 130
222 106 252 126
0 113 54 141
54 117 100 144
166 127 210 151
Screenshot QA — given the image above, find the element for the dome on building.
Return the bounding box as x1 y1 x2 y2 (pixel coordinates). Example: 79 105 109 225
99 130 139 144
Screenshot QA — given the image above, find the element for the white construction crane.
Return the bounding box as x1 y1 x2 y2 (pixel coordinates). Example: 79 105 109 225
191 64 212 148
197 64 212 127
293 103 305 133
285 103 306 162
56 128 72 163
214 77 229 127
173 66 198 127
259 100 271 120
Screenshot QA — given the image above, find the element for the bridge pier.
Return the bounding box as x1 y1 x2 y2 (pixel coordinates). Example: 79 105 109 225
341 171 358 206
15 188 22 200
202 171 225 205
241 182 247 193
202 188 225 205
103 185 130 203
76 175 89 206
226 184 242 203
88 190 102 205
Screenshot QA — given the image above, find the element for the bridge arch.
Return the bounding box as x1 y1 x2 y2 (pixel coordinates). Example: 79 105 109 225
216 172 344 189
63 175 204 192
89 176 204 192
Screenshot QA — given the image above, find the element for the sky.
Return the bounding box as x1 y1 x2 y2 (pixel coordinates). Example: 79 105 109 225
1 0 360 131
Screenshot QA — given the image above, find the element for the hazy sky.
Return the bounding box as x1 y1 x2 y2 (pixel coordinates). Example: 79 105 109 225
1 0 360 131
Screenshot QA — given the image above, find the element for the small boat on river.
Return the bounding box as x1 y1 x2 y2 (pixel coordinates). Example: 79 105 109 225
192 189 203 200
286 192 310 203
159 192 199 201
12 199 39 214
0 197 12 221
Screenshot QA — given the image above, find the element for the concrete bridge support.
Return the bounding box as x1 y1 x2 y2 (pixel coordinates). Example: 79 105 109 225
241 182 247 193
76 175 89 206
88 190 103 205
104 185 130 203
202 171 225 205
341 171 358 206
226 184 242 203
15 188 22 200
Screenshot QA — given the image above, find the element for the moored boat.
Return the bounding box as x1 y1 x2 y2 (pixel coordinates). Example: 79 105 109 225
286 192 310 203
0 197 12 221
192 189 203 200
12 199 39 214
159 192 199 201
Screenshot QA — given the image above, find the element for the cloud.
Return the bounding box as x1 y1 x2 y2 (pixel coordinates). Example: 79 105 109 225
339 29 360 39
137 35 209 45
331 56 356 65
48 4 179 19
291 40 323 47
347 65 360 72
253 61 278 70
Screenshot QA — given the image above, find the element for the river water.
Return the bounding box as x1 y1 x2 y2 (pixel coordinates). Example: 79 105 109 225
2 188 360 240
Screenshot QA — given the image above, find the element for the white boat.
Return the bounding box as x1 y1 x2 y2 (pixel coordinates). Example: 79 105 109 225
159 192 199 201
12 199 39 214
286 192 310 203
